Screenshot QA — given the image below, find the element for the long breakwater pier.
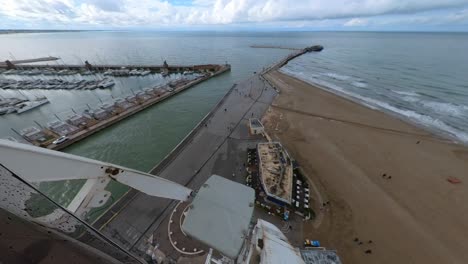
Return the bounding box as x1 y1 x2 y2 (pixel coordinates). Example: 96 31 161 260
8 62 230 150
0 58 225 75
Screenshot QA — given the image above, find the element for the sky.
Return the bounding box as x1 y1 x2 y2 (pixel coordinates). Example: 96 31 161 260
1 0 468 31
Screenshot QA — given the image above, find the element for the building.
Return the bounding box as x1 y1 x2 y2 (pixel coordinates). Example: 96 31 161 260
249 118 264 135
66 114 91 127
20 126 47 142
257 142 293 206
47 120 80 136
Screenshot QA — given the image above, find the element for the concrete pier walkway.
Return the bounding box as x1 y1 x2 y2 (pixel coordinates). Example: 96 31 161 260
95 71 278 256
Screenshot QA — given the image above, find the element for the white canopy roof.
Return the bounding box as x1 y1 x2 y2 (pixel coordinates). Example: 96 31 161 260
182 175 255 259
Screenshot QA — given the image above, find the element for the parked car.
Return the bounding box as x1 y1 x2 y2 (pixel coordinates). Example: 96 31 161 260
52 136 69 145
304 239 320 248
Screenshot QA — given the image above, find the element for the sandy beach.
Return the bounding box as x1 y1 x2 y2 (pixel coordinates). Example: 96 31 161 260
262 70 468 264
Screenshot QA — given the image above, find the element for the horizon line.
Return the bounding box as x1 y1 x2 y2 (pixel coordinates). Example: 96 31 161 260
1 29 468 34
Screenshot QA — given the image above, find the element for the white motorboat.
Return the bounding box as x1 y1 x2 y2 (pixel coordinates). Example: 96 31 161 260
140 70 151 76
97 79 115 89
129 69 140 76
16 97 50 114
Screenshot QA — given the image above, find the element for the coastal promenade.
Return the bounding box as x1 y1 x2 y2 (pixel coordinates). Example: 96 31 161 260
92 47 318 259
96 71 278 256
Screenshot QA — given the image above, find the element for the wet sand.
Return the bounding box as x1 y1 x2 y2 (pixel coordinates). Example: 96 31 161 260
262 70 468 264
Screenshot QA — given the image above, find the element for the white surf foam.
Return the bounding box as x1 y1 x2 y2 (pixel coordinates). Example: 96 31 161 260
351 81 368 88
279 67 468 143
393 90 419 96
421 101 468 117
401 96 420 103
322 72 352 81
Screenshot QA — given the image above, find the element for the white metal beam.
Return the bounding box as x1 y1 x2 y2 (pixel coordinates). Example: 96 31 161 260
0 140 192 201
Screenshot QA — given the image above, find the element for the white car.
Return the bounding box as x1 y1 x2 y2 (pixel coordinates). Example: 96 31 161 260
53 136 69 145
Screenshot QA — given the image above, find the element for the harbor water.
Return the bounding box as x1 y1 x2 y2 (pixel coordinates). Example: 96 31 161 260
1 31 468 216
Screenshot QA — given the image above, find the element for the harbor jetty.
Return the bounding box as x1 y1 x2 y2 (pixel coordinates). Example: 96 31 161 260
264 45 323 72
11 63 231 150
0 59 226 75
250 45 301 50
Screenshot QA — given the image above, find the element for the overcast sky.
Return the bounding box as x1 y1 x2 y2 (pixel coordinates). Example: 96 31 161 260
1 0 468 31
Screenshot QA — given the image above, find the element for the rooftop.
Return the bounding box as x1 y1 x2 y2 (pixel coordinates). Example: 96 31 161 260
182 175 255 259
258 142 293 204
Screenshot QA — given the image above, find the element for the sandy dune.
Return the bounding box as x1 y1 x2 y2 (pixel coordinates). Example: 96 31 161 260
262 70 468 264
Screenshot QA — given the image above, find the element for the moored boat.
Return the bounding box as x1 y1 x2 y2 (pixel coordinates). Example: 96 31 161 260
16 97 50 114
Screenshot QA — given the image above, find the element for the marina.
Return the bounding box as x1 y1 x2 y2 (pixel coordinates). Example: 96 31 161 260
9 63 230 150
0 78 115 90
0 60 224 91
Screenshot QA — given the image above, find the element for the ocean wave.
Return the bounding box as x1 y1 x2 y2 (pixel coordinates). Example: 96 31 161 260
393 90 421 103
393 90 419 96
321 72 352 81
421 101 468 117
280 68 468 143
351 81 368 88
402 96 420 103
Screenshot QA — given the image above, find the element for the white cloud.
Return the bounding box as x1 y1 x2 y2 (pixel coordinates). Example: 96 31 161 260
0 0 468 28
344 18 368 27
